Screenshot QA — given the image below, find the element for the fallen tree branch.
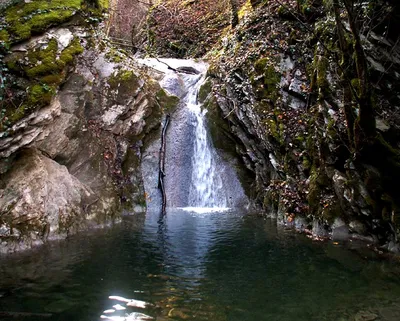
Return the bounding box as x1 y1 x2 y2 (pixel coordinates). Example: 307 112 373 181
158 114 170 214
153 58 200 74
155 57 178 72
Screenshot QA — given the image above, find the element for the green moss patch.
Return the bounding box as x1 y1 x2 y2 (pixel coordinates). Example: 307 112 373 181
97 0 109 9
0 30 10 43
1 36 83 130
5 0 83 43
108 70 137 87
105 48 124 63
251 57 281 101
198 79 212 104
25 37 83 80
155 88 179 113
27 83 55 105
7 83 56 124
107 70 145 104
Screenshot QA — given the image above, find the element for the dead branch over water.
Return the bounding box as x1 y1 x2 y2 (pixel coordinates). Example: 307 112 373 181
158 114 170 214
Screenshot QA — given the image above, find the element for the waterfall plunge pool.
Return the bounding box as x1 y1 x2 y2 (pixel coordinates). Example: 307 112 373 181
1 60 399 320
1 209 400 321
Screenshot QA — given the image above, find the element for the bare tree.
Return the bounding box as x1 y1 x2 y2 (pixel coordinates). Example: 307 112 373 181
107 0 153 48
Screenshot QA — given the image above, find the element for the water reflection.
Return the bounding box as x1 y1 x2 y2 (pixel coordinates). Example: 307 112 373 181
98 296 153 320
1 210 400 321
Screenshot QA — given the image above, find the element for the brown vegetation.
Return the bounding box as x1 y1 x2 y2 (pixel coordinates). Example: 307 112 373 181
146 0 247 57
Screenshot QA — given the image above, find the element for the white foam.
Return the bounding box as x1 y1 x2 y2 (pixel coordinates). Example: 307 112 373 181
109 295 130 303
109 295 149 309
101 313 153 321
126 299 148 309
179 207 230 214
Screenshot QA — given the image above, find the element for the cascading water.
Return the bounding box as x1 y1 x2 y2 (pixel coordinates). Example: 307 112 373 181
186 76 227 208
139 58 246 211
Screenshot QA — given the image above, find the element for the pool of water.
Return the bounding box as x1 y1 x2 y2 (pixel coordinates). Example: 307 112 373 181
1 209 400 321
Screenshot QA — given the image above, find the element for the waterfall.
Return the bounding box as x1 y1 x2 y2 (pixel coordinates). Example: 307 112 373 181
186 76 227 208
139 58 246 211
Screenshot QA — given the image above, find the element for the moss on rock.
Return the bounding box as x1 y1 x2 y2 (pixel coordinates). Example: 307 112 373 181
96 0 109 9
108 70 137 87
9 83 55 123
27 83 55 105
24 37 83 79
198 79 212 104
4 0 83 43
107 70 143 104
251 57 281 102
155 88 179 113
2 35 83 128
0 30 10 43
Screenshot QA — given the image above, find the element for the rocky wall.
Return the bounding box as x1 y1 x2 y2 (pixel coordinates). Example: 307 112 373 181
202 1 400 251
0 5 178 252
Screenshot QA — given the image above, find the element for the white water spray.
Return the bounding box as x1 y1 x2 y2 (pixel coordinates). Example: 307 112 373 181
139 58 244 210
186 76 227 208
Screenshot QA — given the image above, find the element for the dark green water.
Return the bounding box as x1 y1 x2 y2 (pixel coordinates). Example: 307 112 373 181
1 209 400 321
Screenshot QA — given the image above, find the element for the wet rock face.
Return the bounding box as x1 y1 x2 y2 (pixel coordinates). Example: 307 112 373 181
202 2 400 248
0 27 177 253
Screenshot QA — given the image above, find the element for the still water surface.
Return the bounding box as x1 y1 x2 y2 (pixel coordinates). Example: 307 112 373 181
1 209 400 321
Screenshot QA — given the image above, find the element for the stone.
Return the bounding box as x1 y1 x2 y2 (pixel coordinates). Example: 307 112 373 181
379 305 400 320
332 218 350 241
332 217 346 229
376 118 390 132
312 219 329 238
387 241 400 253
288 77 303 96
354 310 378 321
349 220 367 235
367 56 385 72
168 308 190 320
332 225 350 241
0 98 61 158
160 74 186 98
0 149 95 253
49 28 74 50
294 217 307 232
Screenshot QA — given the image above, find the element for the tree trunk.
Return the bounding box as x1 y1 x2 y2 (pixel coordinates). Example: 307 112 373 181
342 0 376 154
332 0 356 148
229 0 239 28
332 0 375 154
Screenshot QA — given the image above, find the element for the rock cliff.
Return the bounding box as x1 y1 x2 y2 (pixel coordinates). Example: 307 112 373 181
2 0 400 253
0 1 178 252
146 0 400 251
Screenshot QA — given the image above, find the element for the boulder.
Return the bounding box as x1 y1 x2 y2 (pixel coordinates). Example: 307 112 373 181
332 218 350 241
0 149 95 253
